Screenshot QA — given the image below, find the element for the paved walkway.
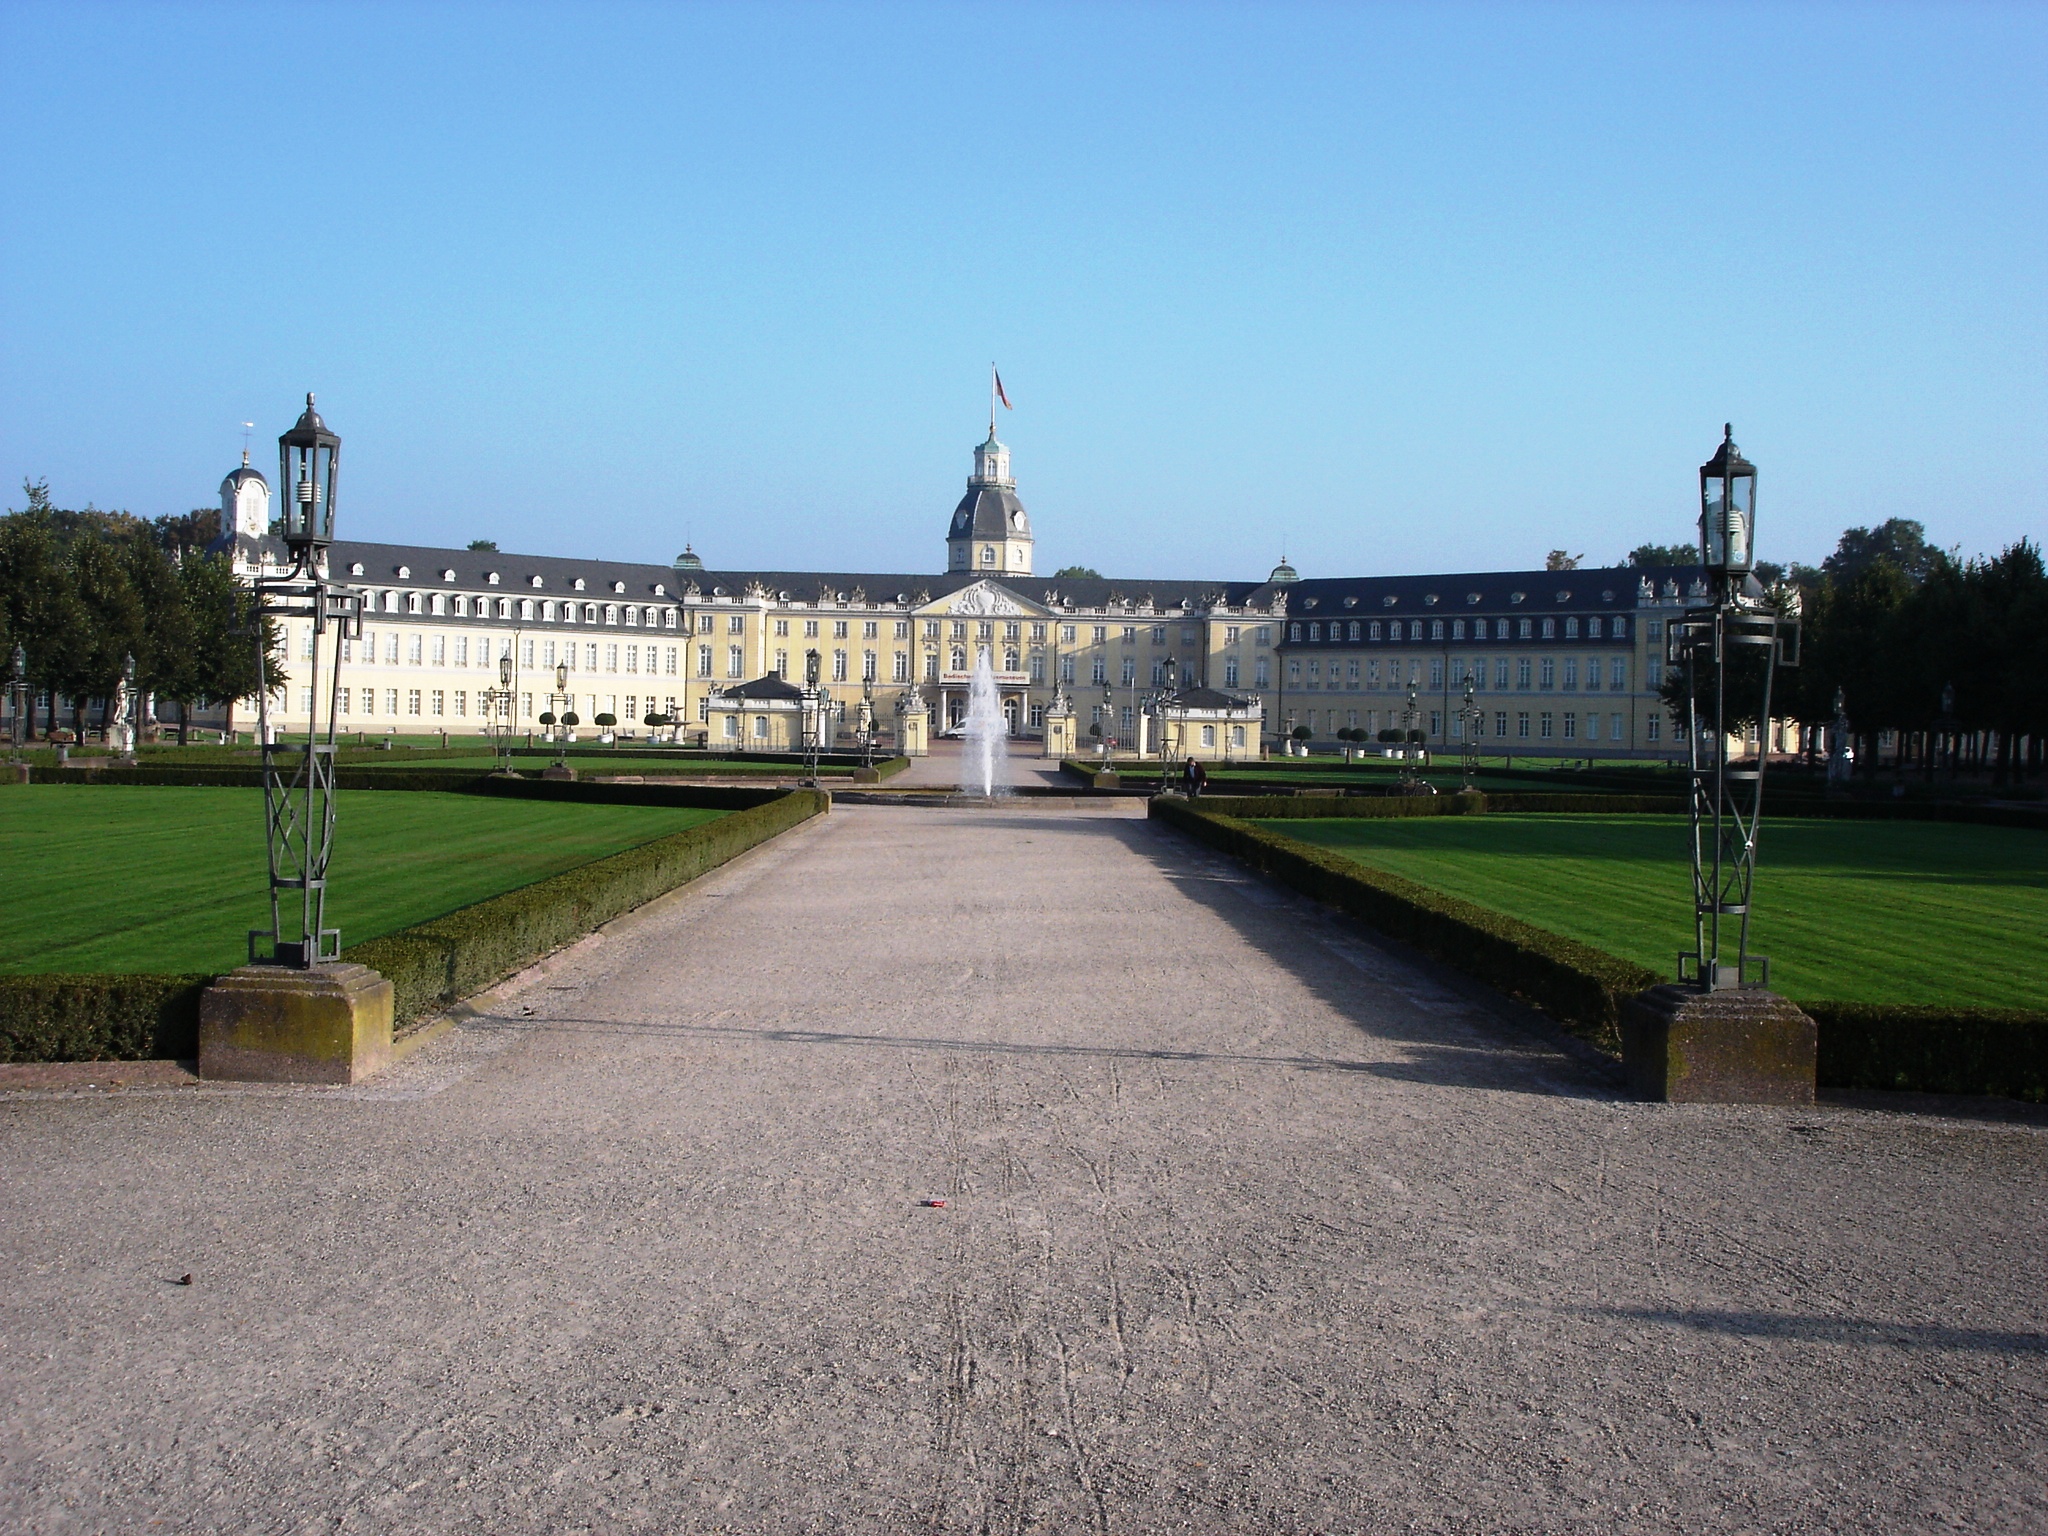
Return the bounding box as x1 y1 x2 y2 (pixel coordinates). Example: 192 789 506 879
2 802 2043 1534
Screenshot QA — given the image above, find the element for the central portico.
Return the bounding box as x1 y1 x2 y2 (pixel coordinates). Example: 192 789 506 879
918 578 1047 734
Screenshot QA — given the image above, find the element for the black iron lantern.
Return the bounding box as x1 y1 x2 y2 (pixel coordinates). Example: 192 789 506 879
1699 424 1756 578
277 393 341 550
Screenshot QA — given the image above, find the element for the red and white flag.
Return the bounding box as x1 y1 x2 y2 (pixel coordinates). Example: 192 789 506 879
993 366 1012 410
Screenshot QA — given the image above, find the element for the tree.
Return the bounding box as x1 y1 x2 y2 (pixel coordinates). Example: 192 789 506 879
467 539 499 552
1051 566 1101 580
122 531 195 736
0 499 84 736
152 508 222 560
1544 550 1583 571
61 530 144 732
1822 518 1939 586
1626 543 1696 568
179 552 275 740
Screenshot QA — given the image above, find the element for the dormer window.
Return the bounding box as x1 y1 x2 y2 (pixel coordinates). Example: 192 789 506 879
654 584 666 596
1382 595 1398 608
441 569 455 582
611 581 625 594
1467 592 1481 604
349 562 364 576
397 565 410 579
1510 591 1525 604
573 578 586 591
487 572 500 585
1342 596 1357 608
530 575 543 588
1424 594 1439 606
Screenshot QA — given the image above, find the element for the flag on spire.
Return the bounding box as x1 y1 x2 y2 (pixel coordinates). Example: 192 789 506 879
993 366 1012 410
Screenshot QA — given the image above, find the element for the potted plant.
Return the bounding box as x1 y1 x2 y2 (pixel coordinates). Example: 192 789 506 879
594 711 616 745
538 710 557 742
560 710 579 744
1291 724 1312 757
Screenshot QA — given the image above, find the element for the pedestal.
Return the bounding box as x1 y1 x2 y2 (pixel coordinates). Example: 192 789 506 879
541 763 578 781
199 963 395 1084
1621 983 1816 1104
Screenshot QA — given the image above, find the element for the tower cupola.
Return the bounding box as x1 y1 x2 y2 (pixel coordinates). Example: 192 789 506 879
946 428 1033 576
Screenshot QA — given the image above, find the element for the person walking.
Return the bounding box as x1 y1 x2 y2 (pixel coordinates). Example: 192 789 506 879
1190 758 1209 798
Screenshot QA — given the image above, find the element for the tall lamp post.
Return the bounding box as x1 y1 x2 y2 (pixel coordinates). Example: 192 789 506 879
1620 425 1811 1104
1459 677 1481 791
480 652 518 773
800 649 823 785
9 644 26 763
248 395 360 969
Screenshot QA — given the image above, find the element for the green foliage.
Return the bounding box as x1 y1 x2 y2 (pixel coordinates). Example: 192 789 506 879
1810 1002 2047 1102
0 974 211 1063
1821 518 1940 586
1627 543 1697 568
1051 566 1102 580
466 539 498 552
1545 550 1582 571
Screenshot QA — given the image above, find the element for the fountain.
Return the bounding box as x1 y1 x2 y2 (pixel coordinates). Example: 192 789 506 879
961 649 1014 796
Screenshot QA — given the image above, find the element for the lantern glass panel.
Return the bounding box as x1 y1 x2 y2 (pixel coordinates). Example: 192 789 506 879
1701 473 1728 568
1726 469 1754 570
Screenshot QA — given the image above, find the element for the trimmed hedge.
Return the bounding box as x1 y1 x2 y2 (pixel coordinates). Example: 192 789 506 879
0 787 827 1061
0 974 211 1063
342 787 826 1028
1157 798 2048 1100
1810 1003 2048 1102
1151 797 1660 1050
1195 792 1686 820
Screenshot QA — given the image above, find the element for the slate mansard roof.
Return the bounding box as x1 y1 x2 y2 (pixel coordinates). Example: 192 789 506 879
1275 564 1707 645
949 484 1029 544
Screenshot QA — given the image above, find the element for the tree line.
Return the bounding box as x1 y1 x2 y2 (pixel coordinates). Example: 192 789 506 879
1641 519 2045 784
0 481 274 741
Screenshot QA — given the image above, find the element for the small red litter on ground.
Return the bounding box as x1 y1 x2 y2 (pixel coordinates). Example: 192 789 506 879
921 1199 947 1209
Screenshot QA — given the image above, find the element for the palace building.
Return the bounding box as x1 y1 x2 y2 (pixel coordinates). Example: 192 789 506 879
206 426 1702 760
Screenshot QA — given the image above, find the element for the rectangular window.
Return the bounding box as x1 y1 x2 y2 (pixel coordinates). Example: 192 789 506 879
1517 619 1532 639
1611 658 1627 690
432 635 447 665
665 647 678 675
896 621 910 640
1121 657 1137 685
1647 619 1663 641
1061 625 1076 644
926 653 940 682
1224 657 1239 687
728 646 745 679
1255 657 1270 687
1451 619 1465 640
1494 710 1508 737
1092 658 1108 685
774 619 789 637
723 714 739 740
1563 712 1577 740
1647 714 1661 742
1584 658 1600 692
1540 711 1554 738
774 649 788 677
1563 658 1578 690
1612 617 1627 639
406 689 421 716
1516 710 1530 739
384 689 399 715
431 690 444 716
1540 658 1556 690
1430 620 1444 641
1255 626 1271 646
1565 617 1580 639
833 650 848 682
454 691 466 717
1611 713 1624 741
894 652 910 683
625 696 637 721
1587 617 1602 639
1429 658 1444 690
1496 658 1511 690
604 645 618 672
728 614 745 635
1225 626 1240 644
1647 659 1664 687
406 634 421 665
1030 704 1045 728
862 651 877 683
625 645 638 674
833 620 849 639
697 645 712 677
1121 706 1135 736
806 619 821 638
1093 626 1108 645
1149 626 1164 645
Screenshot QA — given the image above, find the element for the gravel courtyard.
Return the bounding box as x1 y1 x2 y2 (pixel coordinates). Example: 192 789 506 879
2 800 2042 1534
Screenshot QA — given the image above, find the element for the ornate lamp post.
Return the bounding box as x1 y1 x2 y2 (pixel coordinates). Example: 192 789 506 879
1620 425 1811 1104
248 395 359 969
800 648 824 785
1459 677 1481 791
543 661 576 779
1099 683 1115 766
10 643 28 762
1670 424 1800 992
197 395 393 1084
480 652 518 773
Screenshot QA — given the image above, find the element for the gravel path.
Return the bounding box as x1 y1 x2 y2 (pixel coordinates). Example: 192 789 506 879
2 802 2042 1534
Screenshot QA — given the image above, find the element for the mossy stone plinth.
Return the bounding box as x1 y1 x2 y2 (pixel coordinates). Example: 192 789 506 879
1622 983 1816 1104
540 764 578 781
199 963 394 1084
1093 771 1121 789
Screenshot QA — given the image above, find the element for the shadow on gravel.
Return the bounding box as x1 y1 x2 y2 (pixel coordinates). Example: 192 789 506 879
466 1016 1395 1078
1581 1306 2048 1354
1070 813 1621 1103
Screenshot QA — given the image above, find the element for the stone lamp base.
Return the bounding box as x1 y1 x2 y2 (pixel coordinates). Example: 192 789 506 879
199 963 395 1084
1621 983 1817 1104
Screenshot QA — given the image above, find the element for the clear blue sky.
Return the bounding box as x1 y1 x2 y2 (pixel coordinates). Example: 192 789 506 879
2 1 2042 580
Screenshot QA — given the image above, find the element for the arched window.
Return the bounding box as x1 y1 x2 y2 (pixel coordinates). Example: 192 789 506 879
1004 650 1019 673
584 604 597 623
519 599 533 621
951 647 967 671
1288 623 1301 642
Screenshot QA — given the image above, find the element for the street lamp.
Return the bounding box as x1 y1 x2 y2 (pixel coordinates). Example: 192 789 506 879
1459 677 1481 791
548 661 573 768
248 394 360 968
801 648 823 784
7 644 25 761
1099 683 1114 766
479 652 519 773
1669 424 1797 991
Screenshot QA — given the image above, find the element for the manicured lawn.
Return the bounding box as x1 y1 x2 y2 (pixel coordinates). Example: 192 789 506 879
1258 813 2047 1010
0 786 728 975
